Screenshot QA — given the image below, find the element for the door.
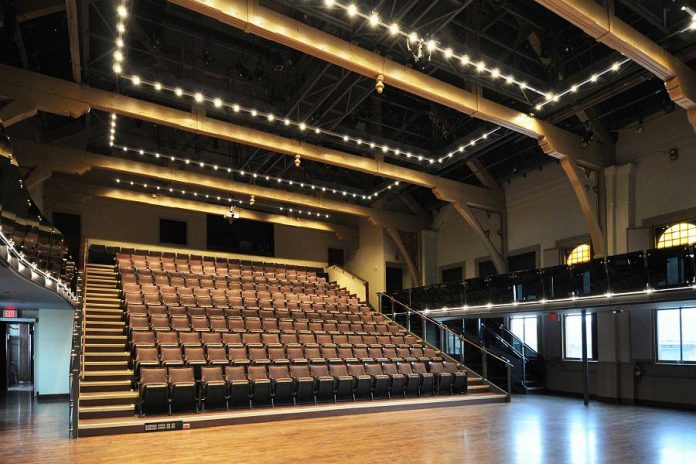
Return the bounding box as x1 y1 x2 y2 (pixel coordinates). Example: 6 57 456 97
2 322 34 393
386 266 403 293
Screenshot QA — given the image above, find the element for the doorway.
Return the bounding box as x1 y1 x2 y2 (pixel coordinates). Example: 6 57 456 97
1 322 34 394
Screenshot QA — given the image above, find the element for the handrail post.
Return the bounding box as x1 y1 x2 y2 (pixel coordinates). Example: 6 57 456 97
391 299 395 321
421 314 427 343
482 349 488 381
439 325 444 352
521 343 527 389
506 363 512 402
406 309 411 332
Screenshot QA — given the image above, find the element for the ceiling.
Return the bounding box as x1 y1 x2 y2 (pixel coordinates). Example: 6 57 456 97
1 0 695 213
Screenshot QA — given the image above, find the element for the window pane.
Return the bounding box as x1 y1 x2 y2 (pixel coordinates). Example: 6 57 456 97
682 308 696 362
565 315 582 359
524 317 538 352
510 318 524 343
564 314 592 359
657 309 681 362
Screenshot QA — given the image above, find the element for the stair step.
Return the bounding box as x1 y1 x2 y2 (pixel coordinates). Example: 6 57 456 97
81 380 132 392
85 288 121 294
79 390 138 407
86 320 125 327
84 361 130 371
85 302 122 309
83 369 133 379
86 296 122 304
86 264 116 269
468 384 491 392
79 404 135 420
85 344 127 353
85 328 125 334
85 308 123 315
85 334 127 341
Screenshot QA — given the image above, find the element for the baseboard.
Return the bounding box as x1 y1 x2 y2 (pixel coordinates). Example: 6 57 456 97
37 393 69 402
542 389 696 411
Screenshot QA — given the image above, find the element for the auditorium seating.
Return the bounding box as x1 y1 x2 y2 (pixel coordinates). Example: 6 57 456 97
113 251 470 416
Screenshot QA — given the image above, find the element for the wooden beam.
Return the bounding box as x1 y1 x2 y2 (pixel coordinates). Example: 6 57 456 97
0 65 503 212
65 0 82 83
385 228 421 288
451 202 506 274
536 0 696 130
167 0 607 166
47 178 358 241
12 139 429 232
0 100 37 127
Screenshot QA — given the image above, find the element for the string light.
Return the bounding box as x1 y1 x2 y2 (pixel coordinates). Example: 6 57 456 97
112 2 129 74
327 1 630 111
119 73 438 165
114 177 330 219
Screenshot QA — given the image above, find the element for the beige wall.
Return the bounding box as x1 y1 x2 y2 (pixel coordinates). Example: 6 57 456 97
436 204 491 278
616 109 696 225
345 219 385 309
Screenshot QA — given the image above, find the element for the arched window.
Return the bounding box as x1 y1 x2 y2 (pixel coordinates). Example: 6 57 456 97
657 222 696 249
566 243 591 265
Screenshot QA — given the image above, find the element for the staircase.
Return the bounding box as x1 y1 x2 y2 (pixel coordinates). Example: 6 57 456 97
78 263 137 421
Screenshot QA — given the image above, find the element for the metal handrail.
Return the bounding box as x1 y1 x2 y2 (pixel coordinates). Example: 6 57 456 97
480 323 528 361
490 322 540 357
379 292 513 401
380 293 512 366
68 239 88 439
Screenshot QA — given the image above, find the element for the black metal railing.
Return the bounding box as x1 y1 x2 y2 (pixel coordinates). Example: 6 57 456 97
379 293 513 401
393 245 695 310
68 241 87 439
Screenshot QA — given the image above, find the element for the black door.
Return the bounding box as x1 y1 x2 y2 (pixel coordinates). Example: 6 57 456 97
386 266 403 293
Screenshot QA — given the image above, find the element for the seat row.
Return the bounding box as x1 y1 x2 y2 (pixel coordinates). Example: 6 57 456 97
133 344 440 371
123 286 351 304
128 314 400 335
126 305 382 323
122 272 335 292
138 360 467 414
117 253 322 274
130 330 414 348
124 293 364 311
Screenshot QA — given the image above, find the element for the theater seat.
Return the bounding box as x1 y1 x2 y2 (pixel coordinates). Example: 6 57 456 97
364 363 389 399
397 362 421 397
199 366 227 411
346 364 372 400
443 361 468 393
309 364 336 403
225 365 251 408
247 365 272 406
169 367 197 413
428 361 453 394
380 362 406 398
139 368 168 416
329 363 354 401
289 364 315 405
411 362 434 396
268 364 294 406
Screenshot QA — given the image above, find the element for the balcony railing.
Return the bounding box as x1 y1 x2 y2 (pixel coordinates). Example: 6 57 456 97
393 245 696 312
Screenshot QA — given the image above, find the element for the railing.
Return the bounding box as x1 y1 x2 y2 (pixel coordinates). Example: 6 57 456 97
379 293 513 401
393 245 696 311
68 240 88 439
478 322 543 390
325 265 369 306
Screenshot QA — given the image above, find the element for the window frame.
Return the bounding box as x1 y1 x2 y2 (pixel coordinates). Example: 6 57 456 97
565 243 592 266
654 222 696 249
508 314 539 353
655 307 696 365
562 313 597 361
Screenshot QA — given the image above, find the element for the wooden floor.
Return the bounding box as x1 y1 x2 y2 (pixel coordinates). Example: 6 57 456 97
2 392 696 463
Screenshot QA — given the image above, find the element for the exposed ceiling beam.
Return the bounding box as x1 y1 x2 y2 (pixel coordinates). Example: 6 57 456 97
11 138 429 232
46 178 358 241
66 0 82 83
0 65 502 212
167 0 611 168
535 0 696 132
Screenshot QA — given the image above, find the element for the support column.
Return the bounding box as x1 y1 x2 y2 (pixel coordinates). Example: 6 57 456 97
605 163 636 255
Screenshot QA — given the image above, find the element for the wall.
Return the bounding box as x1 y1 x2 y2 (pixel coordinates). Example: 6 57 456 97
344 219 385 309
436 204 490 278
51 196 352 265
616 109 696 226
22 308 74 396
537 307 696 408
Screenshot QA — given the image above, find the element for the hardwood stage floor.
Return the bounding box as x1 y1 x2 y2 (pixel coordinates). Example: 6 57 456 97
2 392 696 463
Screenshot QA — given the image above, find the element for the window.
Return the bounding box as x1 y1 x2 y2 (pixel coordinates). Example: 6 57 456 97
478 260 497 278
656 222 696 249
657 308 696 363
159 219 187 245
563 313 595 360
328 248 344 267
441 266 463 283
510 315 538 352
566 243 591 265
508 251 536 272
206 214 274 256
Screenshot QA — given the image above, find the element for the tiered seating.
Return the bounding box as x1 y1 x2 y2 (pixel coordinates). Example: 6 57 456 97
116 252 469 415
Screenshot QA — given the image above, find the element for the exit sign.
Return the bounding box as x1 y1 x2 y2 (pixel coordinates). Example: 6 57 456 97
3 308 17 318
